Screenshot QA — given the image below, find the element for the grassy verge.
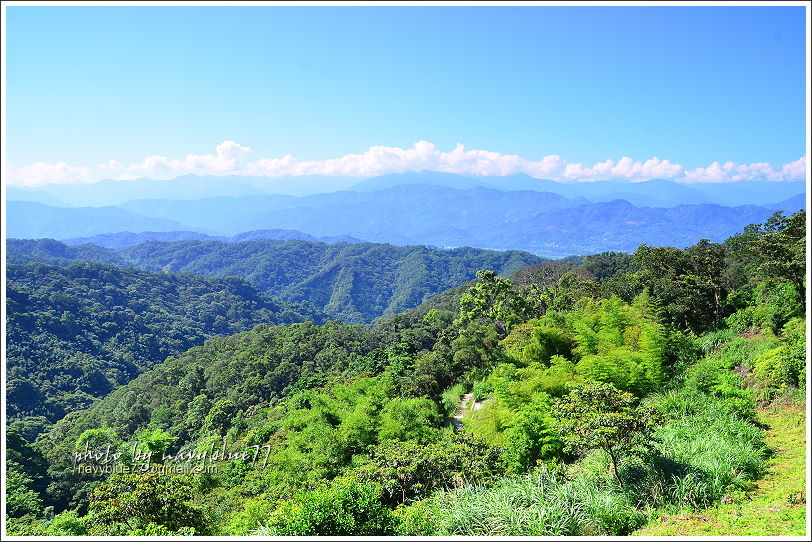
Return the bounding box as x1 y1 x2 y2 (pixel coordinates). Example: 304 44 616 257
635 404 806 536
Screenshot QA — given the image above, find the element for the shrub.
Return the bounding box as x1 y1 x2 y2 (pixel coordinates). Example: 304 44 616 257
393 498 442 536
45 510 88 536
441 383 467 417
260 481 398 536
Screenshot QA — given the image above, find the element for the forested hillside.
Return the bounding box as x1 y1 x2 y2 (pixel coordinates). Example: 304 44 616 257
7 239 543 323
6 263 323 440
6 210 805 537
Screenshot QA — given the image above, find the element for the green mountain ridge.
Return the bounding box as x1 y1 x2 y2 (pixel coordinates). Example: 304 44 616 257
7 238 544 323
6 262 324 438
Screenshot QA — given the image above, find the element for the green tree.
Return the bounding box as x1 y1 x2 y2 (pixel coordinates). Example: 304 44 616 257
455 270 534 339
263 481 398 535
552 381 658 487
5 461 44 518
730 210 806 298
88 472 207 533
134 428 177 464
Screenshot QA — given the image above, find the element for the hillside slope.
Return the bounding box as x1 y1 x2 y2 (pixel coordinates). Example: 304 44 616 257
8 238 543 323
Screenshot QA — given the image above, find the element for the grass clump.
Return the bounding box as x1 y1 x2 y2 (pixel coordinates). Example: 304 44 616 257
396 467 645 536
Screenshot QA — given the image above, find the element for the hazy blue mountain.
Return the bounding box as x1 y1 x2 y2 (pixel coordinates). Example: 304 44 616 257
228 229 364 243
24 174 361 206
488 200 784 254
8 184 804 257
240 174 360 195
19 175 267 207
6 186 72 207
114 185 802 256
350 171 500 191
763 193 806 214
474 174 586 196
6 201 199 239
64 231 222 249
119 184 581 238
21 172 805 210
685 180 807 207
61 229 366 249
351 172 806 207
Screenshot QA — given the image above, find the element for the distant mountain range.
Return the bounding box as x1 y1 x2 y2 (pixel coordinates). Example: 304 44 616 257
61 229 364 250
8 171 807 207
7 179 805 257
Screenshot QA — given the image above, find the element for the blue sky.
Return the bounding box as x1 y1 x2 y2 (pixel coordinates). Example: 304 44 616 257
4 4 808 185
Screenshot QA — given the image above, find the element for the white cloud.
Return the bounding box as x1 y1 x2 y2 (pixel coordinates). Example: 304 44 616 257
681 156 807 184
3 141 807 186
5 161 94 186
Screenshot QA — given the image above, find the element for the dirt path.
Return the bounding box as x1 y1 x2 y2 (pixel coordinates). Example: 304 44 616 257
635 405 806 536
451 393 474 430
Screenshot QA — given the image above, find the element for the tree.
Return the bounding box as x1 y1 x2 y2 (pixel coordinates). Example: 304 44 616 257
730 210 806 298
581 251 633 282
356 433 501 506
552 381 658 487
624 244 721 333
455 270 534 339
88 472 207 533
134 428 177 464
5 462 44 518
263 481 398 535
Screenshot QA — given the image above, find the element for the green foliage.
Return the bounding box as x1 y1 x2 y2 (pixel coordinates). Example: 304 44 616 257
203 398 237 435
726 210 806 298
354 433 501 506
378 397 443 443
633 388 769 509
6 261 318 432
581 251 633 282
260 481 398 536
752 317 806 395
569 296 667 395
407 468 645 535
135 428 177 463
223 497 275 535
45 510 88 536
440 382 467 416
553 381 659 487
6 427 50 508
456 269 535 339
8 212 806 536
88 473 208 534
393 497 443 535
606 239 728 333
500 401 564 474
110 239 541 324
5 461 45 518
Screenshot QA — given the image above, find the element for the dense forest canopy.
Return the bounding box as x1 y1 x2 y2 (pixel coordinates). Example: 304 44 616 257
7 238 543 323
6 263 322 438
4 210 807 536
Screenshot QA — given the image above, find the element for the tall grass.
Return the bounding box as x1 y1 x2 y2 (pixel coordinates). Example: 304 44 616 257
624 389 767 511
399 468 645 536
440 383 467 417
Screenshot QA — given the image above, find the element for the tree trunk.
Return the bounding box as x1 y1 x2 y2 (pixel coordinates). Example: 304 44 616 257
606 446 623 488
